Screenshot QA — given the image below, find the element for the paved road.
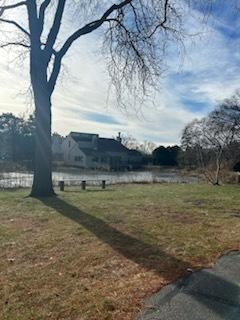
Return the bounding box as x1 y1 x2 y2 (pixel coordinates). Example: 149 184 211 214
139 251 240 320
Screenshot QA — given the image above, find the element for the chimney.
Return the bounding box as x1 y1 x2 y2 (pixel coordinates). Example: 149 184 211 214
117 132 122 143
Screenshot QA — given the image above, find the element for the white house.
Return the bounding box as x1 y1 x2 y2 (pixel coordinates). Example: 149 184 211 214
52 133 64 160
63 132 142 170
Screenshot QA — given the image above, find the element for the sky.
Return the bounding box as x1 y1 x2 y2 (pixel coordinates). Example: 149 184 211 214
1 1 240 146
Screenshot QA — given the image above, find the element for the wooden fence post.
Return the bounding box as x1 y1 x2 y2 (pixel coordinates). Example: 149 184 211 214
81 180 86 190
237 174 240 184
59 181 65 191
102 180 106 189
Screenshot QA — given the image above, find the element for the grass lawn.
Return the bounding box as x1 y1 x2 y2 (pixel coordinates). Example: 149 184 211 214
0 183 239 320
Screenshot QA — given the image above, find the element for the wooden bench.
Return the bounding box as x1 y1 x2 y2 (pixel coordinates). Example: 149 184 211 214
59 180 107 191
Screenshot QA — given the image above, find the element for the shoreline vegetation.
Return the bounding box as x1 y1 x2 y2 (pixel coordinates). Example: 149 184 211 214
0 164 239 189
0 183 239 319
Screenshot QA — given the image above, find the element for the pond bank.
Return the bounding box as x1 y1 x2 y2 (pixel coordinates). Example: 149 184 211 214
0 169 199 188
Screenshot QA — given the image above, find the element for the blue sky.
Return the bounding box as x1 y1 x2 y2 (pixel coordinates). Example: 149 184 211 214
0 1 240 145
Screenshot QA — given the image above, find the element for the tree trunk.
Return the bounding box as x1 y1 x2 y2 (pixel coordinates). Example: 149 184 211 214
30 85 55 197
214 163 220 185
214 152 222 186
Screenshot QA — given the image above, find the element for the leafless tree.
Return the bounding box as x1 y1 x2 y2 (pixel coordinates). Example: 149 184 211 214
210 90 240 141
0 0 187 196
209 90 240 169
182 119 219 184
137 140 157 154
181 106 239 185
120 134 139 149
120 134 156 154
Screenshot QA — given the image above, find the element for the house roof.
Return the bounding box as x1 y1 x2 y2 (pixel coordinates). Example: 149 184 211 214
98 138 129 153
128 149 143 157
79 148 96 156
69 132 131 155
70 131 98 142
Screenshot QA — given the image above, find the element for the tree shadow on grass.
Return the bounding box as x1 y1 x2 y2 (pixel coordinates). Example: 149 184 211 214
40 196 190 280
39 197 240 318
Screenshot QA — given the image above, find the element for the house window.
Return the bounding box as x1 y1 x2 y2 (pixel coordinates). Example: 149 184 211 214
75 156 83 162
92 157 98 162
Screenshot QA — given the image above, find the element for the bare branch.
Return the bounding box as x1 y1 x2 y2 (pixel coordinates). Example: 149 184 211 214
44 0 66 60
0 1 26 17
0 17 30 37
0 41 30 49
39 0 52 35
58 0 133 58
148 0 169 38
48 53 61 94
47 0 134 94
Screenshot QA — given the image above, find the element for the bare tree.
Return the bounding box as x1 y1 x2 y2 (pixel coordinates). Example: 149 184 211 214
0 0 186 196
137 140 157 154
210 90 240 141
182 119 219 184
181 109 239 185
120 134 139 149
209 90 240 169
120 134 156 154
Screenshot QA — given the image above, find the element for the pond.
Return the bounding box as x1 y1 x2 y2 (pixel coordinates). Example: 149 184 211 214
0 170 199 188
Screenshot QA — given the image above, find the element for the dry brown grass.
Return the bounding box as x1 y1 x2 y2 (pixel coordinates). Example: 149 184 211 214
0 184 239 319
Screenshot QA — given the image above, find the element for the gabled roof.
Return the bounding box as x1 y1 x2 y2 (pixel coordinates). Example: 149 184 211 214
98 138 129 153
70 131 98 142
69 132 130 155
128 149 143 157
78 145 97 157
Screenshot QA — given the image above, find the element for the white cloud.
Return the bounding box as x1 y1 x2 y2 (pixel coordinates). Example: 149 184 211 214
0 3 240 146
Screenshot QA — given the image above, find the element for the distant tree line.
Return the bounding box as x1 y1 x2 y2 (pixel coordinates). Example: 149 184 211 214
0 113 66 170
121 134 181 166
0 113 35 168
152 145 181 166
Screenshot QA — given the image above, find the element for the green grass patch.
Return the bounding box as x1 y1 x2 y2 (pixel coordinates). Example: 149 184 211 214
0 183 239 319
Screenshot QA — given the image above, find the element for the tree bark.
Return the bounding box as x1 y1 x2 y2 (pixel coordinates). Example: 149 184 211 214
30 81 55 197
214 156 221 185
